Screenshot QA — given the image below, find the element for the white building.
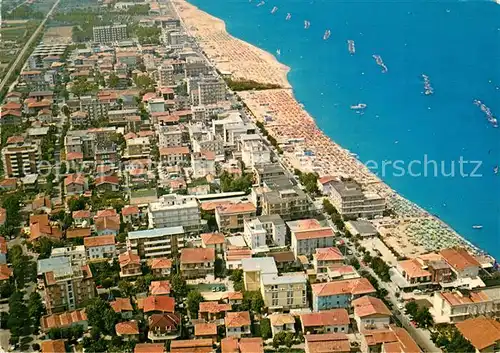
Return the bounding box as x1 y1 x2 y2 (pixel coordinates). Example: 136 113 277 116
188 75 226 105
256 214 286 247
148 194 201 234
212 111 253 148
191 151 216 178
84 235 116 261
261 273 308 310
148 98 165 113
240 134 271 168
158 125 183 147
93 24 128 43
288 219 336 258
51 245 87 265
158 65 174 86
127 226 185 259
126 137 151 158
352 296 392 331
243 218 268 251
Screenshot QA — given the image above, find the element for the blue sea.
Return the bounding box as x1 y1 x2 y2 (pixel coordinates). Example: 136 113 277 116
188 0 500 258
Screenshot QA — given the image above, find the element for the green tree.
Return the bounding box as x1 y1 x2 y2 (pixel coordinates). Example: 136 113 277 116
284 332 295 348
229 269 243 292
27 292 45 331
108 73 120 88
322 198 338 215
215 258 226 278
68 196 87 212
260 318 271 339
404 301 418 318
415 307 433 328
118 280 135 297
299 172 319 195
273 331 286 347
186 290 204 318
171 274 187 300
85 297 118 335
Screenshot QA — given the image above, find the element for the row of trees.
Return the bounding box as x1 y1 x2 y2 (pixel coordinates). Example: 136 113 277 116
220 171 253 193
404 301 433 328
225 78 281 91
255 121 282 153
431 324 475 353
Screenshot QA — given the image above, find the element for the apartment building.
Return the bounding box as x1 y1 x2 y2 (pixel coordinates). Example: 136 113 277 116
148 194 201 234
311 278 376 311
253 163 287 186
79 96 109 120
65 131 96 159
1 139 41 177
327 180 385 220
261 273 308 310
50 246 86 265
240 135 271 168
159 146 190 165
126 137 151 158
289 219 336 258
127 226 185 259
212 112 254 148
313 247 345 280
191 151 216 178
37 257 95 314
243 218 267 251
432 288 500 323
158 125 183 147
215 202 257 233
241 257 278 292
188 75 226 105
261 186 310 221
93 24 128 43
184 56 210 77
180 248 215 279
158 65 175 86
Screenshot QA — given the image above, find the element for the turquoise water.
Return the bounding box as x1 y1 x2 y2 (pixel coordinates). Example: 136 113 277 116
189 0 500 258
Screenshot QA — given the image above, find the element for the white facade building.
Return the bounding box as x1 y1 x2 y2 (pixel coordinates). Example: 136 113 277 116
243 218 268 251
148 194 201 234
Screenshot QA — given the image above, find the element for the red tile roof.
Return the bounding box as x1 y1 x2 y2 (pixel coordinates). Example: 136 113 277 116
41 339 66 353
225 311 251 328
315 247 344 261
439 247 481 272
121 205 140 216
95 216 120 232
301 309 350 328
0 264 13 281
170 339 213 353
64 173 85 186
305 333 350 353
110 298 133 313
115 320 139 335
66 228 91 239
294 228 335 240
194 322 217 336
201 232 225 245
84 234 115 247
148 312 180 329
159 146 189 156
149 280 171 296
456 316 500 351
134 343 164 353
148 258 172 270
41 309 87 331
312 278 376 297
66 152 83 161
72 210 91 218
216 202 256 215
352 296 392 318
398 259 431 279
95 175 120 185
239 338 264 353
199 301 231 314
141 296 175 313
180 248 215 264
439 290 490 306
119 251 140 268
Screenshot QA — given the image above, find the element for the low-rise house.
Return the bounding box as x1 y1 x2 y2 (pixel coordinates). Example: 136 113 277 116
66 228 92 240
180 248 215 279
395 259 432 287
269 313 295 337
361 325 421 353
201 232 226 254
64 174 87 196
352 296 392 331
226 292 244 307
29 214 63 242
159 146 190 165
269 251 297 271
140 296 175 315
312 278 377 311
72 210 91 228
110 298 134 319
225 311 251 337
305 334 351 353
313 247 345 280
191 150 216 178
215 202 256 233
289 219 336 258
41 339 66 353
115 320 139 341
456 316 500 353
148 258 173 277
300 309 350 335
121 205 141 225
194 323 218 342
345 220 378 238
439 247 482 279
40 309 88 332
84 235 116 260
149 281 171 296
95 215 120 236
134 343 164 353
199 301 232 321
94 175 120 192
119 251 142 278
148 313 181 341
222 337 264 353
171 339 214 353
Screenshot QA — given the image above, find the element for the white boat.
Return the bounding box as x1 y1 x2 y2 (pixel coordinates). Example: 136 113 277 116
472 225 483 229
256 1 265 6
347 40 355 54
323 29 331 40
494 166 499 174
271 6 278 14
350 103 367 110
276 49 281 56
304 20 310 29
286 13 291 20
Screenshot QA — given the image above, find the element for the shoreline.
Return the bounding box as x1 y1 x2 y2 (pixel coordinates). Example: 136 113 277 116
173 0 491 260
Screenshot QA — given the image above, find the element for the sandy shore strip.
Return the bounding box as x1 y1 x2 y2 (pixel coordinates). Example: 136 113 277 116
173 0 487 259
173 0 290 88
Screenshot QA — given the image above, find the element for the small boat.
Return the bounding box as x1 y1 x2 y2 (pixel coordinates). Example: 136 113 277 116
271 6 278 14
472 225 483 229
276 49 281 56
323 29 331 40
494 166 499 174
256 1 265 6
373 54 388 73
347 40 355 54
350 103 367 110
304 20 310 29
286 13 291 20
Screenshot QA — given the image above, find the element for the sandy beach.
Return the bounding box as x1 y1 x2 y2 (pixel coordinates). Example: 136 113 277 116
173 0 290 88
173 0 484 259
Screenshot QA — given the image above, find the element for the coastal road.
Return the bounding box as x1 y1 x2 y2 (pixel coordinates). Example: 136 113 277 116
0 0 61 95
